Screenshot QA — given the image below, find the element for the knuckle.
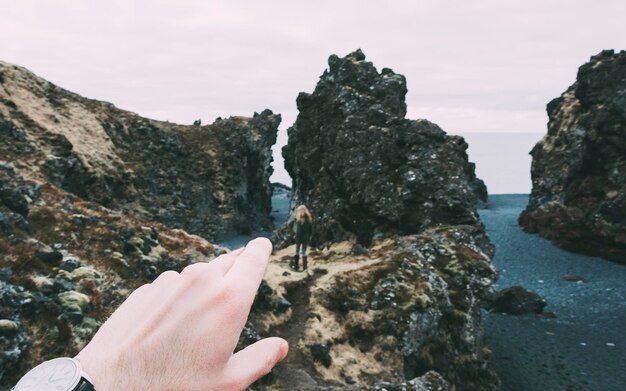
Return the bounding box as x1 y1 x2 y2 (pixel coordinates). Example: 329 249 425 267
154 270 179 283
181 261 207 276
127 283 150 300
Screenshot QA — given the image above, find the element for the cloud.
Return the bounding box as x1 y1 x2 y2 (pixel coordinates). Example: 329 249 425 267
1 0 624 187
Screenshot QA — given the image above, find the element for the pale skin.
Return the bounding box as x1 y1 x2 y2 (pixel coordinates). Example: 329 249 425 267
75 238 288 390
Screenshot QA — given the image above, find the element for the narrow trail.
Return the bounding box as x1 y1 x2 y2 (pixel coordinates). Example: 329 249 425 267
270 271 327 390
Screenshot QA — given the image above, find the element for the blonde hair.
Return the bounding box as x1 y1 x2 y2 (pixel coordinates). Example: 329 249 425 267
295 205 313 223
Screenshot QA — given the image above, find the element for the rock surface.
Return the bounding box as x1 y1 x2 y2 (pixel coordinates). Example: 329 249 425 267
0 60 279 240
519 50 626 263
281 50 486 245
251 233 499 391
0 155 222 388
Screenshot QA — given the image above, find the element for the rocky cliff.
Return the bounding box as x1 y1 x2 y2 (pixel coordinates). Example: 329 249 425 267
0 162 221 388
265 51 499 391
0 60 280 240
519 50 626 263
281 49 487 245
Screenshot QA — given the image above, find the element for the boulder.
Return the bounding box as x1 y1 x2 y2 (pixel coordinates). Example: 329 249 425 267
519 50 626 263
282 50 486 245
488 286 547 315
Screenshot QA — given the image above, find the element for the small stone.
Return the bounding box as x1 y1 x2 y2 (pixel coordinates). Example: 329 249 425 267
53 277 74 292
59 257 81 272
351 244 369 256
276 298 292 314
562 275 588 282
59 311 84 324
0 319 19 335
57 291 90 313
70 267 101 282
127 236 144 249
309 343 332 367
35 250 63 265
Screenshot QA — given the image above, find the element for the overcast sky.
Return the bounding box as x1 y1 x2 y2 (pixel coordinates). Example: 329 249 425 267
1 0 624 186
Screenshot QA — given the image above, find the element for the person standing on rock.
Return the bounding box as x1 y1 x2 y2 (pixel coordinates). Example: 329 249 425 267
292 205 313 271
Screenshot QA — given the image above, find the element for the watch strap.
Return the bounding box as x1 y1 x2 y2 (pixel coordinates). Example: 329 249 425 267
75 378 95 391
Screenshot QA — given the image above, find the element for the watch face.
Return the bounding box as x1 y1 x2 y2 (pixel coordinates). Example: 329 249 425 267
14 357 81 391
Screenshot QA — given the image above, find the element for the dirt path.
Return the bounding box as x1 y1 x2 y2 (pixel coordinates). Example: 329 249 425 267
270 271 326 390
256 243 385 390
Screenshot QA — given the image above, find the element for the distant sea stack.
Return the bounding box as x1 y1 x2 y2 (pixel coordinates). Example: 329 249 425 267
519 50 626 264
282 49 487 245
0 60 279 240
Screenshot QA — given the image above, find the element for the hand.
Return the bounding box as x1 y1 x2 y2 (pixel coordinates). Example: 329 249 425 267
75 238 288 390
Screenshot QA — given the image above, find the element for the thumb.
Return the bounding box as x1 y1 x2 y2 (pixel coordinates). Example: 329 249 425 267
223 337 288 389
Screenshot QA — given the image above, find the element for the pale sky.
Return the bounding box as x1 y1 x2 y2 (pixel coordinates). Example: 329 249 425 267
1 0 624 188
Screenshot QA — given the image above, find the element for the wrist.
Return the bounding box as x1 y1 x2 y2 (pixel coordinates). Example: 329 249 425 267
75 351 117 391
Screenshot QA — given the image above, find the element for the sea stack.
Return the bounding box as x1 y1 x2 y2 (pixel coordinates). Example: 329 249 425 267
282 49 487 245
263 50 499 391
519 50 626 263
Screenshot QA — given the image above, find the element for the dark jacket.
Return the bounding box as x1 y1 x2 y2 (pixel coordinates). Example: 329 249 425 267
294 218 312 246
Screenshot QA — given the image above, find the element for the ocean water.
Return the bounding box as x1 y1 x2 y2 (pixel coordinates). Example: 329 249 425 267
270 132 543 196
480 195 626 391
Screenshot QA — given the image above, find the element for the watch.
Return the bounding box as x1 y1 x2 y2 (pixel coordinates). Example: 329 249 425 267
12 357 95 391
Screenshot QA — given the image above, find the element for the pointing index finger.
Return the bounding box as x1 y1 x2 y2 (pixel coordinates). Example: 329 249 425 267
225 237 273 295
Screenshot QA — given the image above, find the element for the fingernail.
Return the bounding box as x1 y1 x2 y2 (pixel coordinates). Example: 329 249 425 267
279 341 289 361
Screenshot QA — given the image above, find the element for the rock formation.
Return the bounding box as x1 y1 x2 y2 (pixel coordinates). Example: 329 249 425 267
251 230 499 391
0 162 221 388
1 53 500 391
0 59 277 388
0 60 280 240
519 50 626 263
268 50 499 391
282 49 486 245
